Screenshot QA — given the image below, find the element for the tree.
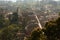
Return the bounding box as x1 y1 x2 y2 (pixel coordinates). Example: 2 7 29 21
0 14 5 28
31 29 41 40
44 17 60 40
28 28 47 40
0 24 20 40
9 12 18 24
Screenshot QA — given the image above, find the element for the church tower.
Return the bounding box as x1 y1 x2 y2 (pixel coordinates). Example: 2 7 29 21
17 7 22 17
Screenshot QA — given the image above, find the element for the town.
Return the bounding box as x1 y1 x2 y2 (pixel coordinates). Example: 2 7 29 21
0 0 60 40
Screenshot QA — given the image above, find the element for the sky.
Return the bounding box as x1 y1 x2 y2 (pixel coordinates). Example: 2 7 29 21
0 0 60 2
10 0 60 2
0 0 16 2
6 0 16 2
55 0 59 1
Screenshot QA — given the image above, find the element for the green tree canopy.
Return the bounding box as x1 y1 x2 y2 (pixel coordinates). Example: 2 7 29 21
0 24 20 40
44 17 60 40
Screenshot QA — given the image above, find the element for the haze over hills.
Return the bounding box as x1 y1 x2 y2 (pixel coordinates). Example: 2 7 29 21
0 0 60 15
0 0 60 9
0 0 59 26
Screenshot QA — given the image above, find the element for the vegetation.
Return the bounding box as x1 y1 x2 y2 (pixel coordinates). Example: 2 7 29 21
9 12 18 24
0 24 20 40
44 17 60 40
0 12 21 40
29 28 46 40
29 15 60 40
0 12 60 40
0 14 5 28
